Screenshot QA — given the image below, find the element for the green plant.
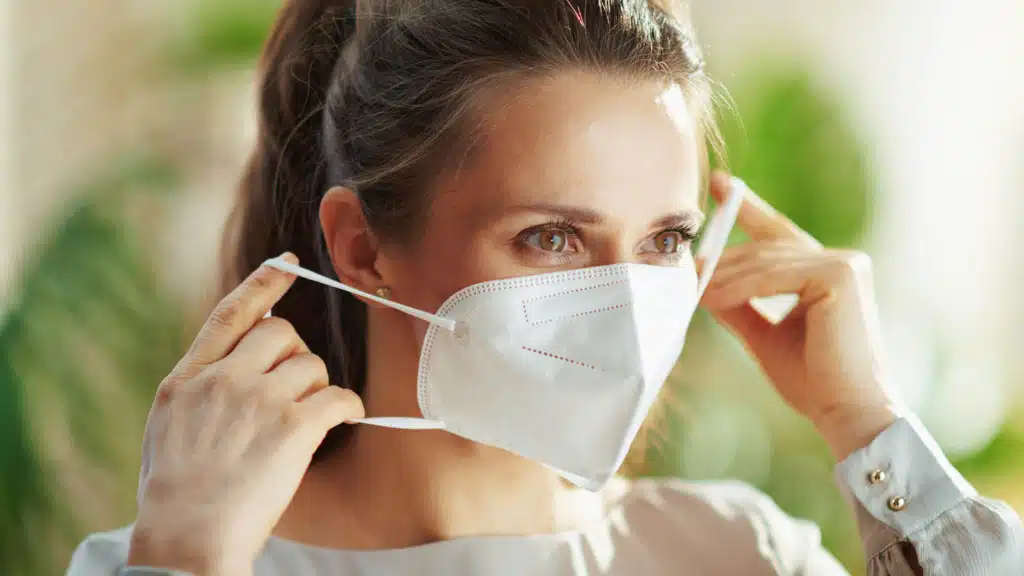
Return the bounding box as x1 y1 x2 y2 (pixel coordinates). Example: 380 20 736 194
0 1 277 570
0 157 186 574
172 0 280 73
714 65 873 247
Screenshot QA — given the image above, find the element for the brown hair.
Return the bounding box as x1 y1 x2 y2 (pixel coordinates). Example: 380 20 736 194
224 0 716 457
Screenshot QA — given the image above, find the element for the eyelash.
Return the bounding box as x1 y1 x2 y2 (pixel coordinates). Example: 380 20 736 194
666 225 700 244
516 219 701 256
548 217 582 239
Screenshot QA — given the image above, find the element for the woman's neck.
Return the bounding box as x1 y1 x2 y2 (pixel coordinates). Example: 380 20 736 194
281 428 569 550
274 315 593 550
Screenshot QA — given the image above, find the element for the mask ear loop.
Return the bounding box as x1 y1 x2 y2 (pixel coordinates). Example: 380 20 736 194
260 257 449 430
695 177 746 298
694 178 801 324
263 257 459 332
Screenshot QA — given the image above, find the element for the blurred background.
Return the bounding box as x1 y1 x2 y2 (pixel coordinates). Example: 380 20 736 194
2 0 1023 573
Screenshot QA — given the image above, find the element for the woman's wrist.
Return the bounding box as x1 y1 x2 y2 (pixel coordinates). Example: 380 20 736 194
812 401 900 462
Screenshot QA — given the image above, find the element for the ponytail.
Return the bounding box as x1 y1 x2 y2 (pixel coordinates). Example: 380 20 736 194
223 0 363 454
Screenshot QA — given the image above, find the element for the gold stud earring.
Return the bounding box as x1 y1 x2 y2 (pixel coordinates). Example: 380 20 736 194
374 286 392 299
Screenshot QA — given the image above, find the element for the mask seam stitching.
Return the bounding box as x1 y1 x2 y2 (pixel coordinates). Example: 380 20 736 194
520 346 603 371
524 303 629 326
521 279 629 324
418 267 628 418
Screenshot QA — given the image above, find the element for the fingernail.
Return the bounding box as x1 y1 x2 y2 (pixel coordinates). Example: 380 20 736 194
280 251 299 264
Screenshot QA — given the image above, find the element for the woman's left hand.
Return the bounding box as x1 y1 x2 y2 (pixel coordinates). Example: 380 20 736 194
701 172 901 460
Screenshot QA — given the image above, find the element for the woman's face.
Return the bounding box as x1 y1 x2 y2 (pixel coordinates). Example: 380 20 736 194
379 70 705 319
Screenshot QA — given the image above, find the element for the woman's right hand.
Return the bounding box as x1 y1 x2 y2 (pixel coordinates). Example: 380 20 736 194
127 254 365 575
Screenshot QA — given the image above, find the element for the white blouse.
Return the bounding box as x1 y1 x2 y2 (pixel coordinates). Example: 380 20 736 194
68 415 1023 575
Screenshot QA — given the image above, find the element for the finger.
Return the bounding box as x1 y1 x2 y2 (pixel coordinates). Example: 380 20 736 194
706 257 797 296
292 386 365 438
264 353 329 401
702 260 824 311
708 242 822 289
708 170 734 204
228 316 310 374
715 240 812 268
187 253 299 366
711 173 820 247
710 303 774 346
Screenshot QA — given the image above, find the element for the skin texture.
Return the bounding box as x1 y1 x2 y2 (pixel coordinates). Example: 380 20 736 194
128 71 898 574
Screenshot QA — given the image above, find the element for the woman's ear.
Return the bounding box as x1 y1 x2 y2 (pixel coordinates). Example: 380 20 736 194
320 187 388 306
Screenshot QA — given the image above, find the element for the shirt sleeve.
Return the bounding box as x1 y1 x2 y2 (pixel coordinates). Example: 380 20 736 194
834 414 1024 575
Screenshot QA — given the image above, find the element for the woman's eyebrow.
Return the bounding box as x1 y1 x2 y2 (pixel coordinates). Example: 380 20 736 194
651 211 705 231
504 204 705 229
504 203 605 224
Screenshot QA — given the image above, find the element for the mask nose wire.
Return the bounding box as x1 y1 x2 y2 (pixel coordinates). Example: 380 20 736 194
262 257 459 332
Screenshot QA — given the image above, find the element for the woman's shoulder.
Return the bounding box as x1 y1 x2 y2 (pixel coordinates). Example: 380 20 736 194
67 524 134 575
613 477 825 573
622 475 802 519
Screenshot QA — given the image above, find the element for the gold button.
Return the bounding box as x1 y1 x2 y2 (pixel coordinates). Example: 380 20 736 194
888 496 907 511
868 469 888 484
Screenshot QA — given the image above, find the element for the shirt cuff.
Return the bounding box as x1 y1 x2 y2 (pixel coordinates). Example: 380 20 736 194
834 414 977 539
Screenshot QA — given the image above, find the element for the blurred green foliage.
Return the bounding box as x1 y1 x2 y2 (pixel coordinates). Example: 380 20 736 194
172 0 281 72
951 424 1024 479
2 0 270 569
0 157 186 574
714 66 872 247
1 1 274 569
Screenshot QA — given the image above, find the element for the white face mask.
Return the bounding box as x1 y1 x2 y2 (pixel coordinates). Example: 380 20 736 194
264 179 745 491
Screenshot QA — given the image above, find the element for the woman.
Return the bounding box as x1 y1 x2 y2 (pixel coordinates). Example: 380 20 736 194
68 0 1022 574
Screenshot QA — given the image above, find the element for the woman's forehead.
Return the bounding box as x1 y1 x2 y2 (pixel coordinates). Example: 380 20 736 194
439 71 704 225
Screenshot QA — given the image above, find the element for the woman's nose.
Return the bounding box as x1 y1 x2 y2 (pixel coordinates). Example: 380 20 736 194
586 236 639 267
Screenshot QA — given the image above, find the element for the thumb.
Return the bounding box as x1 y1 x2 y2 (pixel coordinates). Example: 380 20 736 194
708 303 774 351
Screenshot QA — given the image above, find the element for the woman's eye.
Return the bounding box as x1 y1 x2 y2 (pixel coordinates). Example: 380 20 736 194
526 228 572 252
652 230 685 254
